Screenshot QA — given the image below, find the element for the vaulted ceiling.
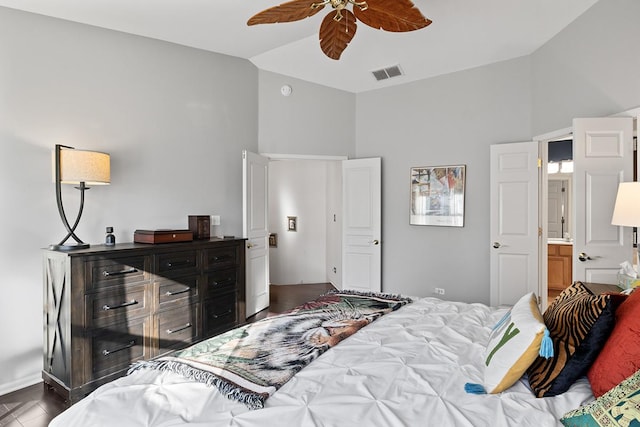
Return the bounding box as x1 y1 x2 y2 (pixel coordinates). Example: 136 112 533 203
0 0 599 92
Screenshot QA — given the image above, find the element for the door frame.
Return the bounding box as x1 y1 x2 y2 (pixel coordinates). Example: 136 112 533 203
261 153 348 289
534 127 571 309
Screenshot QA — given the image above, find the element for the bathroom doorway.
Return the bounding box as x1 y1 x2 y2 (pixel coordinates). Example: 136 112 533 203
547 139 573 301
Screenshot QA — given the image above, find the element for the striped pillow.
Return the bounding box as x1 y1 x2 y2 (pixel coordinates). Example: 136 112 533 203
526 282 624 397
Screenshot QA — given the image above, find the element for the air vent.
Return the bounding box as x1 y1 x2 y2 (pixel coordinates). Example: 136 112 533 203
371 65 403 81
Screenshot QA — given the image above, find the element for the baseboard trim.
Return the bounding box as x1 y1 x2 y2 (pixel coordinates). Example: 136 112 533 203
0 373 42 397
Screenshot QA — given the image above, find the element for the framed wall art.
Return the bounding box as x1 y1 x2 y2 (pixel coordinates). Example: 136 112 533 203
410 165 466 227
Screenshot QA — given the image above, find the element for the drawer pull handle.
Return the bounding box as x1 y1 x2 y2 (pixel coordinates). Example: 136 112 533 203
212 278 234 286
102 300 139 311
212 309 232 319
166 260 192 268
102 268 138 277
211 255 229 262
102 340 135 356
165 288 191 296
166 323 192 334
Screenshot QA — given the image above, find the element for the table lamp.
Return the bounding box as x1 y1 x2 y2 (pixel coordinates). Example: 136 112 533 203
49 144 110 251
611 181 640 268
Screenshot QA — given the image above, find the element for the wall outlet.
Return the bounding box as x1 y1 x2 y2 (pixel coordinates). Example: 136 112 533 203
434 287 445 295
211 215 221 226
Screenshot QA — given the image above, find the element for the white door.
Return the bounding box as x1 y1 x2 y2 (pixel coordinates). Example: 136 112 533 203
490 142 540 306
572 117 633 284
242 150 270 318
548 179 569 239
342 158 381 293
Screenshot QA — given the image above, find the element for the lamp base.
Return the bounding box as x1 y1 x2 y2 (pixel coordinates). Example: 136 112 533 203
49 243 90 251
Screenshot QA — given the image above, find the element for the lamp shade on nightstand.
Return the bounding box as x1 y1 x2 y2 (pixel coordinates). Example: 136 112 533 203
611 182 640 226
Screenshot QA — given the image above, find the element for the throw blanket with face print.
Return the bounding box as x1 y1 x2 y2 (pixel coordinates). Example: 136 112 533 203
129 290 412 410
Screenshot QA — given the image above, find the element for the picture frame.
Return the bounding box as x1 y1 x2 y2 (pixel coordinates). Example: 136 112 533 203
287 216 297 232
269 233 278 248
410 165 466 227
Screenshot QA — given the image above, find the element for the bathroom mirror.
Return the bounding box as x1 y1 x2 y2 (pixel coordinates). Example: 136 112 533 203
547 139 573 241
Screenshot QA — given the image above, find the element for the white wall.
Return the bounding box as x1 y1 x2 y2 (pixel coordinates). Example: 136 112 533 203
268 160 332 284
0 7 258 394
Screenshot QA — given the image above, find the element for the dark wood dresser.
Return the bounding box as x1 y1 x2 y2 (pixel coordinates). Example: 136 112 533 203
42 238 246 403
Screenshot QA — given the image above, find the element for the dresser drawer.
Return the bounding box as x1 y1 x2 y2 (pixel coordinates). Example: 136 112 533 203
157 304 201 355
87 285 150 327
203 292 236 336
156 250 199 277
158 276 200 308
90 318 150 378
204 247 238 271
86 256 150 291
204 268 237 297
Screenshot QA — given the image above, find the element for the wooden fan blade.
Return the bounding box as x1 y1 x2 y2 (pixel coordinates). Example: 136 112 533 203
353 0 431 32
248 0 324 25
319 9 357 60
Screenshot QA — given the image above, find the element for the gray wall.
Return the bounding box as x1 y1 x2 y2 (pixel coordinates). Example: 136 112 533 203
0 7 258 394
258 70 356 157
531 0 640 135
355 57 533 303
352 0 640 304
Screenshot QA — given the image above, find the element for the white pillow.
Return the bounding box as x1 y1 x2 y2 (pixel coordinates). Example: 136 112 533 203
483 292 547 393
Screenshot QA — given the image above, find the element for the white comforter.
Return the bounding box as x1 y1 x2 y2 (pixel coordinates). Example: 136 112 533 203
49 297 594 427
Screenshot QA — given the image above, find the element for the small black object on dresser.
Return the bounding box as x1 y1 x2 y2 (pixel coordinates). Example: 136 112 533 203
42 238 246 403
105 227 115 246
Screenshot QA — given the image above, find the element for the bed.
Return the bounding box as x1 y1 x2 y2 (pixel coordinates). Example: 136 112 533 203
49 291 599 427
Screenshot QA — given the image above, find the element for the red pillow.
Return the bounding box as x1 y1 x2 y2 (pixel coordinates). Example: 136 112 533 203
587 288 640 397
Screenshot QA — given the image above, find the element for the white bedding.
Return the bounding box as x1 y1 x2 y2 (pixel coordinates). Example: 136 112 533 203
49 297 594 427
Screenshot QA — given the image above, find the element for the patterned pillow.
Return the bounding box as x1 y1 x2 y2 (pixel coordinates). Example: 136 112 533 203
560 368 640 426
588 288 640 397
483 292 548 393
526 282 624 397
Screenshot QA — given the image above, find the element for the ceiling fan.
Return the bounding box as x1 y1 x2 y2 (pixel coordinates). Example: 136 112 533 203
247 0 432 60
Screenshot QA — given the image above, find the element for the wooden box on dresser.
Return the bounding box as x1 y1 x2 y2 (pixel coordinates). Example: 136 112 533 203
42 238 246 404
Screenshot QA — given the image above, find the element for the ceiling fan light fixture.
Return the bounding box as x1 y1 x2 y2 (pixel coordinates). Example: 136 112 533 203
247 0 431 60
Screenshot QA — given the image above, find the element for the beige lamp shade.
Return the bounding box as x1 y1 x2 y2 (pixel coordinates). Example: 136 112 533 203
611 182 640 226
53 147 110 185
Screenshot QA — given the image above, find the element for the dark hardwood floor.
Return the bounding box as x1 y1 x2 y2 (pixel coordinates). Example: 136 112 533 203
0 283 335 426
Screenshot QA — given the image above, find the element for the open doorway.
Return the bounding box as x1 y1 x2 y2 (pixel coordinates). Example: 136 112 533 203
546 138 573 301
245 152 381 318
266 157 343 289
